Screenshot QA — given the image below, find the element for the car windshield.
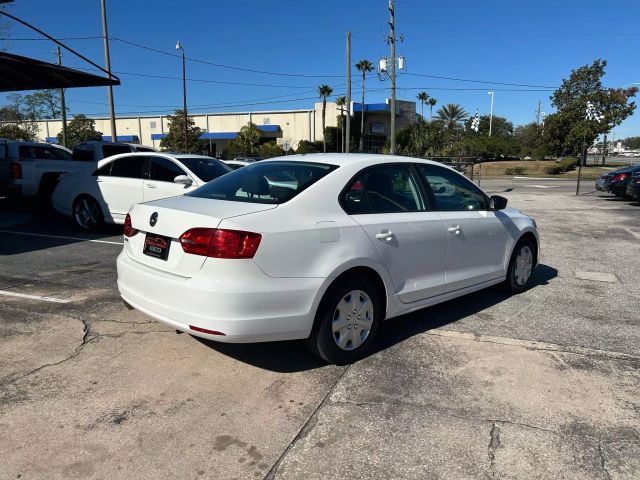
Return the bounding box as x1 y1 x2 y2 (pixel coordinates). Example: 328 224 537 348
178 157 232 182
187 161 337 204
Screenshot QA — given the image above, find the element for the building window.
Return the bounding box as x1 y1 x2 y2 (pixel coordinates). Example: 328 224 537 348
150 121 157 129
263 118 270 125
371 123 385 134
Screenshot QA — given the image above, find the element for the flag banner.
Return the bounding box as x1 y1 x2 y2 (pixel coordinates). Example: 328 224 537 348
471 110 480 132
585 101 604 122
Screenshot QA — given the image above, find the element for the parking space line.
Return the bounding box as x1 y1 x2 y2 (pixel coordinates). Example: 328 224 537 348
0 289 71 304
0 229 123 246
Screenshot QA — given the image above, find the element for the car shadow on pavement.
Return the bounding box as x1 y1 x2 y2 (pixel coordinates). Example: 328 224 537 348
196 263 558 373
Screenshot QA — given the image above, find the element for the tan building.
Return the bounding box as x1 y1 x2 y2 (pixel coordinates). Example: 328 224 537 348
10 98 416 155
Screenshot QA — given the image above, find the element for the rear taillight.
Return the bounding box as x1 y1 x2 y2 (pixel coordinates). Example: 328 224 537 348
9 162 22 179
179 228 261 259
611 173 629 183
123 213 138 237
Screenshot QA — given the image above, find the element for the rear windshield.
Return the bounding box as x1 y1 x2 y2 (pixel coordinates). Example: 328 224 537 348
178 157 231 182
187 161 337 204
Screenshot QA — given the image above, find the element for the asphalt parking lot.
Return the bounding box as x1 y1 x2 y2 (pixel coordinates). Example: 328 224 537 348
1 178 639 480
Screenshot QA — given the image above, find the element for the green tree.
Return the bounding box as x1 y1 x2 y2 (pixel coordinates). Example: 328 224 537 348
416 91 429 121
395 120 447 157
355 59 374 151
543 59 637 157
0 124 36 142
335 96 346 152
514 123 547 158
621 136 640 150
295 140 323 154
427 98 437 121
159 109 205 153
435 104 468 132
223 122 262 158
317 84 333 153
464 115 514 138
450 135 519 160
58 114 102 148
259 141 285 158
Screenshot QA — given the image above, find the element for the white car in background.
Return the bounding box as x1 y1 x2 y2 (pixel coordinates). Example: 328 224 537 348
52 152 231 230
117 154 539 364
223 159 251 170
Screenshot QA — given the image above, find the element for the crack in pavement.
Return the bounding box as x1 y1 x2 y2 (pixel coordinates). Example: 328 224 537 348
598 441 611 480
488 422 501 478
263 365 351 480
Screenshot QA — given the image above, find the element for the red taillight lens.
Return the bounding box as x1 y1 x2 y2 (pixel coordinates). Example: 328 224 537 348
611 173 629 182
123 213 138 237
9 162 22 179
179 228 261 259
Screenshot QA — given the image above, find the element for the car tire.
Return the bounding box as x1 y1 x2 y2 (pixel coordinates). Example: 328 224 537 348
308 275 382 365
72 195 103 231
502 238 536 294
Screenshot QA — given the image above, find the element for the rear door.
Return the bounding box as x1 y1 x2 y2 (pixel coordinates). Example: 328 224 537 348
98 155 146 218
143 156 193 202
416 164 510 292
344 163 447 302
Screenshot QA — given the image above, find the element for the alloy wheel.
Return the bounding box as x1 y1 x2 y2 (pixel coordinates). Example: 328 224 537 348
74 198 99 230
514 245 533 286
331 290 374 351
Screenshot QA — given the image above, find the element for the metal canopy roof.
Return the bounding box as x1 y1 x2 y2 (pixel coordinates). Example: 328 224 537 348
0 52 120 92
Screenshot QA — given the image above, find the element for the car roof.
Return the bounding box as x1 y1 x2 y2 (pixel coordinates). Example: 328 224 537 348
261 153 453 169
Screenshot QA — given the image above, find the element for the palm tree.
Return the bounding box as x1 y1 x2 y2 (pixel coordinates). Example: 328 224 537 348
317 84 333 153
355 59 374 151
435 103 468 131
416 91 429 121
335 96 346 152
427 97 437 121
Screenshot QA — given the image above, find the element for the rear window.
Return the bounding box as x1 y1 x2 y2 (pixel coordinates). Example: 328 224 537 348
187 161 337 204
178 157 231 182
103 144 133 158
19 146 71 160
72 147 95 162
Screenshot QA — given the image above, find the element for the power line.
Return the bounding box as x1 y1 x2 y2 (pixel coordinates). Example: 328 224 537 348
0 35 103 41
403 72 556 89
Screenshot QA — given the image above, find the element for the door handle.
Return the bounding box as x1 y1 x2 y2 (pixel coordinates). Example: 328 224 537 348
146 183 158 189
447 225 462 235
375 230 395 242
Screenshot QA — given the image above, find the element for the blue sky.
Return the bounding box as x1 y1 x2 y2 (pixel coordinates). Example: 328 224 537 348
2 0 640 138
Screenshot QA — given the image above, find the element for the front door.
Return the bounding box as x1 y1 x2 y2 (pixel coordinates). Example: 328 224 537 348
344 164 447 302
143 156 193 202
416 164 510 293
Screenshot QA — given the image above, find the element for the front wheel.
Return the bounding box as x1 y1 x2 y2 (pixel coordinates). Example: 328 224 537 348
73 196 102 231
502 239 536 293
308 275 382 365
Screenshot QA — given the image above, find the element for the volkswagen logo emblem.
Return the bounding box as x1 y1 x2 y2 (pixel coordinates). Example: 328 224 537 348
149 212 158 227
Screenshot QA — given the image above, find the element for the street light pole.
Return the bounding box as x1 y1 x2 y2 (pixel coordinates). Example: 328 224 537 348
389 0 396 154
345 31 351 154
100 0 117 142
488 91 494 137
176 41 188 153
55 46 68 147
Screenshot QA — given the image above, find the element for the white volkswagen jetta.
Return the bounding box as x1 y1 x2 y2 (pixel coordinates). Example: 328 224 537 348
117 154 539 364
52 152 231 230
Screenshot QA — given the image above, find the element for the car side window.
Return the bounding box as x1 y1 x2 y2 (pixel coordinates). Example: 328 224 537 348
93 162 113 176
149 157 186 182
343 164 425 214
110 156 147 179
417 164 489 211
103 145 133 158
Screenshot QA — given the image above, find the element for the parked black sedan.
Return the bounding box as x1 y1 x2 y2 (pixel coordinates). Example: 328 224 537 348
625 172 640 201
603 164 640 197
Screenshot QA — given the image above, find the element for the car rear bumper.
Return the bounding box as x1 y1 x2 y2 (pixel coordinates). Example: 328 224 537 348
116 250 323 343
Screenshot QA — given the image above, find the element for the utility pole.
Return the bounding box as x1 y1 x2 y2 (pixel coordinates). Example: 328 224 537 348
55 46 68 148
176 41 188 152
536 100 541 125
389 0 396 154
100 0 117 142
488 91 494 136
345 31 351 154
602 133 607 166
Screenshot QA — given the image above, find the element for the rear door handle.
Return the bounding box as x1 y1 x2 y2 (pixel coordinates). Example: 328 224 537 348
375 230 395 242
447 225 462 235
146 183 158 189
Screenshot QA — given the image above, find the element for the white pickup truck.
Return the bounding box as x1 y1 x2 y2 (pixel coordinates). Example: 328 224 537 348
0 139 156 202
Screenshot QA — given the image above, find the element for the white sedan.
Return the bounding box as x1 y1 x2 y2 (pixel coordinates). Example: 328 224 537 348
52 152 231 230
117 154 539 364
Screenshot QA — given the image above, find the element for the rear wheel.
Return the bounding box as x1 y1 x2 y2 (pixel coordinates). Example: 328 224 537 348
502 239 536 293
73 196 102 231
308 275 382 365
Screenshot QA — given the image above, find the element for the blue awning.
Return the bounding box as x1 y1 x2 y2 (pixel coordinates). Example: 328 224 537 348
258 125 280 133
102 135 139 142
200 132 237 140
45 136 58 144
151 133 167 140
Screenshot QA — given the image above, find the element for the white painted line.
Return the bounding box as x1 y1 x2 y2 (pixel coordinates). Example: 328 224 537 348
527 185 557 189
0 229 123 246
0 289 71 304
513 176 573 181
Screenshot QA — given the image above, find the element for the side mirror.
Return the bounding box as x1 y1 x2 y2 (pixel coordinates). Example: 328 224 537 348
174 175 193 187
490 195 508 210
